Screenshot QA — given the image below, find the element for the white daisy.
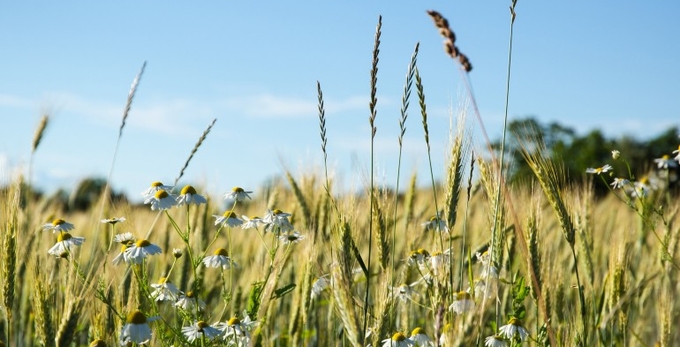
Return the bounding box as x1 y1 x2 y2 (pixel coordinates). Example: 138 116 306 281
175 291 206 312
47 233 85 257
150 278 182 302
611 150 621 160
311 275 330 300
182 320 221 343
673 145 680 161
224 186 253 202
498 317 529 341
144 189 177 210
610 177 630 189
112 245 128 265
263 209 293 233
585 164 613 175
484 335 507 347
279 231 305 244
213 211 243 228
119 310 158 345
43 218 75 233
113 232 135 244
391 283 418 303
216 313 257 342
202 248 236 269
449 291 475 314
474 279 498 300
241 215 264 230
141 181 173 199
176 185 207 206
407 248 430 267
429 250 452 277
101 217 126 224
381 332 414 347
421 215 449 233
124 239 162 264
654 154 678 169
410 327 434 347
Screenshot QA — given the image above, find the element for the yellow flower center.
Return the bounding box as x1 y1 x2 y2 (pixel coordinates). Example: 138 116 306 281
151 181 163 187
272 209 283 215
154 190 169 199
52 218 66 226
431 251 442 257
197 321 208 330
391 332 407 341
417 248 430 257
222 211 237 218
57 233 73 242
214 248 229 256
186 291 195 298
429 215 439 222
508 317 521 326
135 239 151 247
120 245 128 252
157 277 168 284
228 317 241 326
456 291 471 301
411 327 424 336
181 185 197 195
232 187 244 193
126 310 147 324
662 154 670 160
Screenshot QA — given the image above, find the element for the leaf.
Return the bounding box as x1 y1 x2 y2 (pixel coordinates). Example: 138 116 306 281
272 283 297 299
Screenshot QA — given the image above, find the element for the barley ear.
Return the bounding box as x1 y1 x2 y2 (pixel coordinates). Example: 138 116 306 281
174 118 217 185
32 115 49 154
55 301 81 347
2 182 19 329
33 259 55 347
285 171 312 229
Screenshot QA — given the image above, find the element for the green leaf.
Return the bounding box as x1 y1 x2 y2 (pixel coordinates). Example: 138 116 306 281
273 283 297 299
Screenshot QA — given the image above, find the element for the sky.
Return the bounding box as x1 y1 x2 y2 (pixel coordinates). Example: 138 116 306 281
1 2 679 202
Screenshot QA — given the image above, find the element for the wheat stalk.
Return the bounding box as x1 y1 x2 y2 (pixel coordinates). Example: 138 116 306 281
174 118 217 185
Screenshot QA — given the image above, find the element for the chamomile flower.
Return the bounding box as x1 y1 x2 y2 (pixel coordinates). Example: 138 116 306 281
381 332 414 347
439 324 452 346
241 215 264 230
150 277 181 302
113 232 135 245
421 215 449 233
279 231 305 244
43 218 75 233
101 217 126 224
311 275 330 300
610 177 630 189
144 189 177 210
429 250 452 277
474 279 498 299
391 283 418 303
673 145 680 161
112 245 128 265
216 313 258 342
611 150 621 160
173 248 183 258
449 291 475 314
408 248 430 267
124 239 162 264
484 335 507 347
263 209 294 233
410 327 434 347
498 317 529 341
654 154 678 169
224 187 253 202
213 211 243 227
47 232 85 257
119 310 158 345
202 248 236 269
585 164 613 175
175 291 206 312
141 181 173 199
182 321 221 342
176 185 207 206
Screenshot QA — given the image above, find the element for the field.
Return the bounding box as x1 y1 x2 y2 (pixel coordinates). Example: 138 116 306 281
2 8 680 347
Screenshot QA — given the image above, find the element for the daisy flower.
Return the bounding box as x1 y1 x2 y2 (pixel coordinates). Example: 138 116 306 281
439 324 452 346
202 248 236 269
101 217 126 224
410 327 434 347
391 283 418 303
124 239 162 264
119 310 158 345
141 181 173 199
263 209 293 233
241 215 264 230
150 277 182 302
175 291 206 312
484 335 507 347
611 150 621 160
654 154 678 169
311 275 330 300
173 248 183 258
429 250 452 277
176 185 207 206
216 313 258 342
144 189 177 211
610 177 630 189
474 279 498 300
408 248 430 267
279 231 306 244
381 332 414 347
421 215 449 233
498 317 529 341
673 145 680 161
224 186 253 202
43 218 75 233
213 211 243 228
182 320 221 342
47 233 85 257
113 232 135 245
449 291 475 314
585 164 613 175
112 245 128 265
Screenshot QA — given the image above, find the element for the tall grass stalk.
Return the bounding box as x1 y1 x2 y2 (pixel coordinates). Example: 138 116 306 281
363 15 381 342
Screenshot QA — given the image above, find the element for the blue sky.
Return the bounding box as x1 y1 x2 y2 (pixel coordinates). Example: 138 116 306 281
1 2 679 202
